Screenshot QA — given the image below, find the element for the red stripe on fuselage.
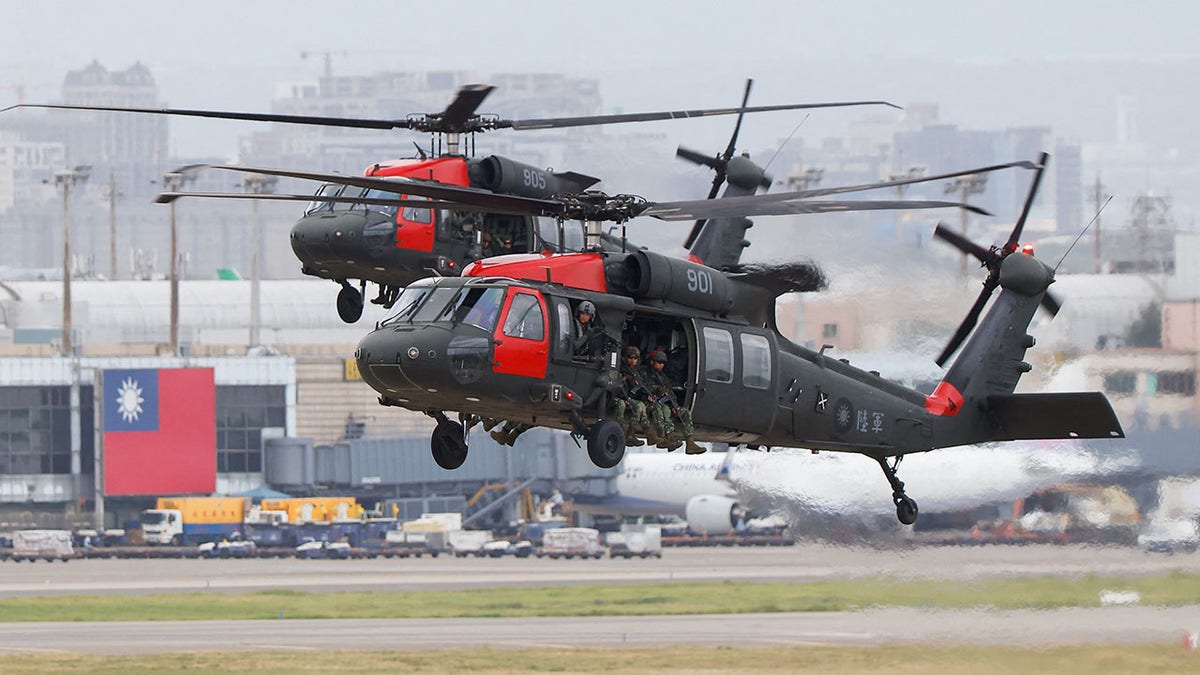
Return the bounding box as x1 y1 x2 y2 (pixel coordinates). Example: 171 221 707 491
464 251 608 292
925 381 963 416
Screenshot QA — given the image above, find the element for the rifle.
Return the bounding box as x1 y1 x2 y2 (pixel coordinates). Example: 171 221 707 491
621 361 651 400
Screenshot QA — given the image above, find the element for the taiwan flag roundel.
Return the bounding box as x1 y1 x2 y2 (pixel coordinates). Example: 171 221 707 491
102 368 216 496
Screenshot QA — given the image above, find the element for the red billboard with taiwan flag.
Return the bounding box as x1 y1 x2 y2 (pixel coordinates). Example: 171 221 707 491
102 368 216 496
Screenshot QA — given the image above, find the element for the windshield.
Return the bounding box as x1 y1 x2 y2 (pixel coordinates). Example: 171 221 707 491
140 511 166 525
441 286 506 331
305 183 368 215
381 278 439 325
363 187 400 219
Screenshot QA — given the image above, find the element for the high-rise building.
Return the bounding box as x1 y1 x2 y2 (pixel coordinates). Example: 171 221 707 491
60 61 168 197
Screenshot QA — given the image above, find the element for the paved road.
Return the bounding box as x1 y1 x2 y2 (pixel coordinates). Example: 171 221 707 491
2 607 1199 654
1 545 1198 654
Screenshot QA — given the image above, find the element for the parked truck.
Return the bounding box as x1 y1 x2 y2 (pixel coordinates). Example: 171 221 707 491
140 496 248 545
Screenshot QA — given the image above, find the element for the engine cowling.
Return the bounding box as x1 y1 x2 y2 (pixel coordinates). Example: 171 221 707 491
615 250 735 315
685 495 742 535
466 155 599 199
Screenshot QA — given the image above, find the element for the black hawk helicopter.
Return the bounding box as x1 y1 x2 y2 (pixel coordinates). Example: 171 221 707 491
166 152 1123 526
4 82 902 322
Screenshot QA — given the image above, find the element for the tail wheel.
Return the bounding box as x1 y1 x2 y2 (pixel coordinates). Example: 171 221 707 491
431 420 468 470
587 419 626 469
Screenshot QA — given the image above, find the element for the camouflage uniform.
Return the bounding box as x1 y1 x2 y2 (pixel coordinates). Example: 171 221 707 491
613 346 650 444
644 351 702 454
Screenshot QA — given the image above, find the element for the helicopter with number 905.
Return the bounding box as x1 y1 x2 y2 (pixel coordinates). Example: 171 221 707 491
6 81 907 322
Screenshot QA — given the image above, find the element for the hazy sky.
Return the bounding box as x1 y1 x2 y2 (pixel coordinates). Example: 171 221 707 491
3 0 1199 226
4 1 1197 150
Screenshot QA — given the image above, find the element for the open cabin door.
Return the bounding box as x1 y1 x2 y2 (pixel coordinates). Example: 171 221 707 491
690 321 778 441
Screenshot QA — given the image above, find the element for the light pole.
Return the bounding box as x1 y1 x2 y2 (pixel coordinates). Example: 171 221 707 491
54 165 91 356
162 171 195 355
944 174 988 275
243 174 277 348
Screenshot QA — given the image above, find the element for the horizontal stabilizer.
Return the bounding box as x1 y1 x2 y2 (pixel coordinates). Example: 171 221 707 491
986 393 1125 441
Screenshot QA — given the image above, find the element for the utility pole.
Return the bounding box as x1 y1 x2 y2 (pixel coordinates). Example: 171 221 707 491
888 166 926 244
944 174 988 275
54 165 91 356
162 171 195 355
243 174 277 348
106 171 122 280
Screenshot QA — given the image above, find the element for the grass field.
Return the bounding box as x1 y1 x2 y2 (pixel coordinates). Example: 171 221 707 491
3 644 1199 674
2 573 1199 622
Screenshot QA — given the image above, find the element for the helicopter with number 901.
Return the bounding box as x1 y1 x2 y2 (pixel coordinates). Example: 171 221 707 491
170 149 1123 527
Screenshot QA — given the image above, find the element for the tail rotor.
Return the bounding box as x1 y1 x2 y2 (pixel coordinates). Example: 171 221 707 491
933 152 1060 366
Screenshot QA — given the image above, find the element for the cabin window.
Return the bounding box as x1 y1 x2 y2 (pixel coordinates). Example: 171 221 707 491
502 293 545 341
702 327 734 383
552 299 573 359
741 333 771 390
442 287 505 332
401 196 432 224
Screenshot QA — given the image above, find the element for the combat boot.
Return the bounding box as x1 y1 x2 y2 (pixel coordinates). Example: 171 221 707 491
644 426 662 445
624 426 644 446
490 429 509 445
684 438 706 454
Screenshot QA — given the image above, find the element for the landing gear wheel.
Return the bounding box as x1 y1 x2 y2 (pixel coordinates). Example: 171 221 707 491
336 283 364 324
587 419 626 469
895 496 919 526
430 420 468 470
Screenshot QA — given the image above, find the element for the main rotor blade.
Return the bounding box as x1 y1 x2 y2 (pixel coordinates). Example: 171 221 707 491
640 197 991 221
6 91 900 136
4 103 404 130
506 99 900 131
1005 152 1050 251
438 84 495 130
773 159 1039 202
154 191 468 212
936 278 998 367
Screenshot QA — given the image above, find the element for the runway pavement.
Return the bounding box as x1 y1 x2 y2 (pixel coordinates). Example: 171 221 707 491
0 544 1198 653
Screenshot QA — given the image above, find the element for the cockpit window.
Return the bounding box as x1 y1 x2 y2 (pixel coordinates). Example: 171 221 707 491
401 196 433 224
381 279 438 325
411 286 459 323
440 286 506 331
363 187 400 218
305 183 339 215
